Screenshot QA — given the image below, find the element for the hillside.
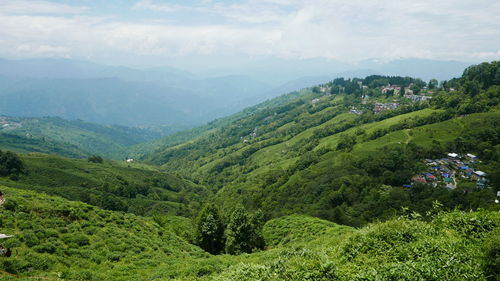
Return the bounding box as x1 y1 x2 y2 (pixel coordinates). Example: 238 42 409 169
0 186 207 280
0 187 497 280
0 132 89 159
145 62 500 225
0 116 186 159
0 153 210 217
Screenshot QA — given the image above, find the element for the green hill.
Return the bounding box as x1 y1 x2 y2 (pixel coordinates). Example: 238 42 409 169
0 187 497 280
0 132 89 158
0 153 210 217
0 186 207 281
143 62 500 226
0 116 187 159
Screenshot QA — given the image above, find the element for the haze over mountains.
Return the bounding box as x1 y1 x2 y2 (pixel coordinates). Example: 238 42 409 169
0 57 470 127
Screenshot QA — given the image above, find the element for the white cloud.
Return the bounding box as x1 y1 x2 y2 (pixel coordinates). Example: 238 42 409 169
0 0 499 64
0 0 89 14
132 0 185 13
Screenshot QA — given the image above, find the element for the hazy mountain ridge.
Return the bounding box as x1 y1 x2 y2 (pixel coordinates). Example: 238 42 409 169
0 58 472 127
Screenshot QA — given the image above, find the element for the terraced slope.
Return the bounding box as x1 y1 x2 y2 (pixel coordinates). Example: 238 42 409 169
0 153 210 217
145 63 500 225
0 116 180 159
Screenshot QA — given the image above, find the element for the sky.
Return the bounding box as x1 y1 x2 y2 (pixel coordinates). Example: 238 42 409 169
0 0 499 69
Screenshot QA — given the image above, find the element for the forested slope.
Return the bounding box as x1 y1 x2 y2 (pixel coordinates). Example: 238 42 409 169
0 153 210 217
0 116 184 159
146 61 500 225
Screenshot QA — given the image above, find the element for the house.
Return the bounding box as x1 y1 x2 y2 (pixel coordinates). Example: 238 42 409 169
412 176 427 184
381 85 402 95
447 153 458 158
425 173 437 180
466 153 477 159
444 178 455 189
126 159 134 163
349 109 363 115
373 102 400 113
474 171 486 177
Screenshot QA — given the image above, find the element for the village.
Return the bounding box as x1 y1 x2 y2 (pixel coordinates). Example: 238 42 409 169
408 153 489 189
0 117 22 131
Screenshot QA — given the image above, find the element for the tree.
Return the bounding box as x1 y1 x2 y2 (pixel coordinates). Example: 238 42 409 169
336 135 356 152
0 150 24 177
195 203 225 254
428 79 439 89
87 155 103 164
224 206 265 254
463 80 480 97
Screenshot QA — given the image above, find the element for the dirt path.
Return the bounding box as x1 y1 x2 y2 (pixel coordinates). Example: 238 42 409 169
404 129 413 144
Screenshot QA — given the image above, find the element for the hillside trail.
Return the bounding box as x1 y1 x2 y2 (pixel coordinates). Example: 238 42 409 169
404 129 413 144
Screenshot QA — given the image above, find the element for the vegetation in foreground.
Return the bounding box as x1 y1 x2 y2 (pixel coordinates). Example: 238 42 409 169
0 186 498 280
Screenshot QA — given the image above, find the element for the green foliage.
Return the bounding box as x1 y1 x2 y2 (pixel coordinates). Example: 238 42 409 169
0 186 205 280
195 203 225 254
87 155 103 164
337 218 493 280
0 186 497 280
0 116 183 160
0 153 209 217
213 249 338 281
0 150 23 178
224 207 265 254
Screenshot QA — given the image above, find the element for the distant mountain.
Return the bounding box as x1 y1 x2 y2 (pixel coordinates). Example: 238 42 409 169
0 58 472 126
193 57 472 85
0 75 204 126
360 58 471 81
0 58 276 125
0 116 186 159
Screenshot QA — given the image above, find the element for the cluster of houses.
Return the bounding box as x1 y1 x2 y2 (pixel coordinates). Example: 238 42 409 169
373 102 400 113
242 127 259 143
381 85 403 95
408 153 488 189
0 117 21 131
404 93 432 102
349 108 364 115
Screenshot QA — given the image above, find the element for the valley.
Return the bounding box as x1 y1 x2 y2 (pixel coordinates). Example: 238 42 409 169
0 61 499 280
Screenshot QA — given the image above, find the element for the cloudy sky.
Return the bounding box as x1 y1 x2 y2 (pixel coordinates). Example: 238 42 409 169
1 0 499 68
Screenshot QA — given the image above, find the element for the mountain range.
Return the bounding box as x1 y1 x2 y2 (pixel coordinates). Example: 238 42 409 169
0 57 471 127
